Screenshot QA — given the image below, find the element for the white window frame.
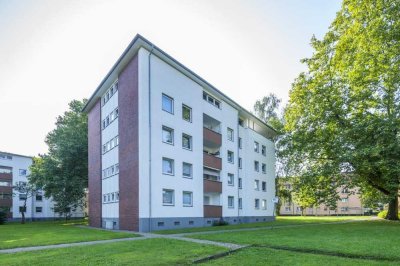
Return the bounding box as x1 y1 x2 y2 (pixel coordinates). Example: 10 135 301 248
227 151 234 164
254 180 260 191
162 93 174 114
262 181 267 192
254 141 259 153
255 199 260 209
238 178 242 189
182 104 192 122
227 173 234 186
162 189 175 206
182 162 193 178
262 163 266 174
254 161 259 172
182 133 192 151
261 145 266 156
262 199 267 210
162 157 174 175
227 128 234 142
228 196 234 208
162 126 174 145
183 191 193 207
238 198 242 209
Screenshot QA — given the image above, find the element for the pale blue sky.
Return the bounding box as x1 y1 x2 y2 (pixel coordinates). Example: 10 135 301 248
0 0 342 156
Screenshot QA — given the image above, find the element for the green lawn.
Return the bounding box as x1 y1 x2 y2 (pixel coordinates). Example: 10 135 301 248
192 220 400 263
0 238 227 265
204 247 398 266
154 215 368 234
0 220 135 250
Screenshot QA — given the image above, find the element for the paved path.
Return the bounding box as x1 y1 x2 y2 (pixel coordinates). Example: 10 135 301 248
0 217 373 254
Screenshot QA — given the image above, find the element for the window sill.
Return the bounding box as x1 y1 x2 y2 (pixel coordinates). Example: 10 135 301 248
162 173 175 176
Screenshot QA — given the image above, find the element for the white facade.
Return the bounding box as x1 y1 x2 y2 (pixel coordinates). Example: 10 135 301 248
0 152 84 220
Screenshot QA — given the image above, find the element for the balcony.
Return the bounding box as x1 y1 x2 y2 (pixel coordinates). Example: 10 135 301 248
203 127 222 148
204 179 222 193
204 205 222 218
203 152 222 170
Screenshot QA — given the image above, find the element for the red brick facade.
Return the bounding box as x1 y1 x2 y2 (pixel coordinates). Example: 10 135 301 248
118 54 140 231
88 100 102 228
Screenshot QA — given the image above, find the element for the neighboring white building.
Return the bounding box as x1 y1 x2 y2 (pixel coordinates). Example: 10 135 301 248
83 34 277 232
0 151 84 220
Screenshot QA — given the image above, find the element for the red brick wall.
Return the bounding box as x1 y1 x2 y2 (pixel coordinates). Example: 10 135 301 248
88 100 102 228
118 54 140 231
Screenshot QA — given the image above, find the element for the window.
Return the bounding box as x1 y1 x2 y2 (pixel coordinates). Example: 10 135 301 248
163 189 174 205
342 188 349 194
341 198 349 203
102 163 119 179
285 206 291 212
262 181 267 192
182 134 192 150
36 207 42 213
238 138 242 149
103 195 106 203
162 94 174 114
19 206 26 213
102 107 119 130
238 198 242 209
228 196 234 208
19 169 27 176
254 142 259 153
102 136 119 154
227 173 234 186
254 161 259 172
102 81 118 106
261 145 266 156
238 158 242 169
341 207 349 212
0 180 11 187
162 126 174 145
227 128 234 141
182 105 192 122
255 199 260 209
262 199 267 210
0 193 12 199
19 194 27 201
182 162 192 178
162 158 174 175
0 154 12 160
262 163 266 173
36 194 43 201
203 92 221 108
183 191 193 207
254 180 260 190
227 151 234 163
238 178 242 189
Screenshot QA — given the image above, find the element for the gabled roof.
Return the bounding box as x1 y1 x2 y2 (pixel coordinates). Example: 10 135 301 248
82 34 277 138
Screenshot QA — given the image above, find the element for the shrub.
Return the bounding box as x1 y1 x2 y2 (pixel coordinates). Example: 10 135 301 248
377 210 400 219
212 219 229 226
0 211 6 225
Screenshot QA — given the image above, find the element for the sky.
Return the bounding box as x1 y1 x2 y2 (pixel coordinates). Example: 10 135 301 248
0 0 342 156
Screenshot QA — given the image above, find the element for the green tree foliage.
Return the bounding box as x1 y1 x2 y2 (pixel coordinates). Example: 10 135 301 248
282 0 400 220
29 99 88 219
13 181 38 224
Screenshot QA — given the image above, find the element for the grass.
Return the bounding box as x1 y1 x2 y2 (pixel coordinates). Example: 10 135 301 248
203 247 398 266
154 215 368 234
191 220 400 262
0 238 227 265
0 220 135 250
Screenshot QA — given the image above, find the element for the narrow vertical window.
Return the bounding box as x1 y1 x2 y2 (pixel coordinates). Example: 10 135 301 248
228 196 234 208
182 162 192 178
182 105 192 122
182 134 192 150
162 126 174 145
162 94 174 114
183 191 193 207
227 128 234 141
163 189 174 205
162 158 174 175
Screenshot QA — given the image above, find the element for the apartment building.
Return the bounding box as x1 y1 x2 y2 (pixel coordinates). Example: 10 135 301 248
0 151 84 220
83 35 277 232
280 184 365 215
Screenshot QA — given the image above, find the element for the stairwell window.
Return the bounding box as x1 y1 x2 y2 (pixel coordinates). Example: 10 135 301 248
162 126 174 145
262 181 267 192
254 180 260 191
254 161 259 172
255 199 260 209
254 142 259 153
262 199 267 210
182 162 192 178
162 158 174 175
228 196 234 208
228 173 234 186
227 128 234 141
238 178 242 189
238 198 242 209
227 151 234 164
262 163 266 174
182 104 192 122
162 94 174 114
261 145 266 156
182 134 192 150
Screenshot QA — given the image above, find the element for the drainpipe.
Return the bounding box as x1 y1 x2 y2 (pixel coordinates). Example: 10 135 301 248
148 46 154 232
237 118 240 223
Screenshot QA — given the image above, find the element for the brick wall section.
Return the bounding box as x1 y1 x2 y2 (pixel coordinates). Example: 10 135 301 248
118 54 139 231
88 100 102 227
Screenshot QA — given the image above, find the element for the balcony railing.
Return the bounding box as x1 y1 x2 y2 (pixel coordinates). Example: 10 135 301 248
203 179 222 193
203 127 222 148
204 205 222 218
203 152 222 170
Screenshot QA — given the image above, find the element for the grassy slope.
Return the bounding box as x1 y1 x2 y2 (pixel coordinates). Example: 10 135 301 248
192 220 400 261
0 238 227 265
204 247 397 266
0 220 135 249
154 216 368 234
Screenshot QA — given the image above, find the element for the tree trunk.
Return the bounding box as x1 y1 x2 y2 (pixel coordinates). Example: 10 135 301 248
386 196 399 220
21 211 25 224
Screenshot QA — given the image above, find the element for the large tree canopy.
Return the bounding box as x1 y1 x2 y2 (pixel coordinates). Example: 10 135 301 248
29 99 88 218
282 0 400 220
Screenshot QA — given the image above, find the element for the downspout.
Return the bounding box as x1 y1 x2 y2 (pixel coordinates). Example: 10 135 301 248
148 46 154 232
237 119 240 222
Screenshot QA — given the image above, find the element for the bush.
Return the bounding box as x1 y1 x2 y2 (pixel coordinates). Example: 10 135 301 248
377 210 400 219
0 211 6 225
212 219 229 226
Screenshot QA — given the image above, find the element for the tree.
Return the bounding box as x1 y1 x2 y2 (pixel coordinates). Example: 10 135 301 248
282 0 400 220
29 99 88 219
13 182 38 224
254 93 282 129
275 177 293 215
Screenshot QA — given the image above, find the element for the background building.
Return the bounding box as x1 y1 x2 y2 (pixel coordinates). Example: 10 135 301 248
0 151 84 220
84 35 277 232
